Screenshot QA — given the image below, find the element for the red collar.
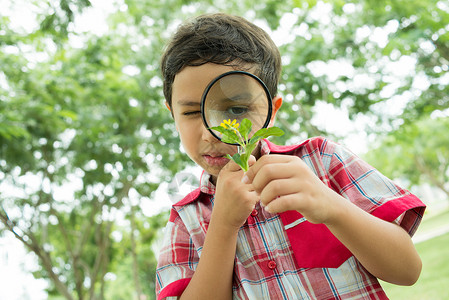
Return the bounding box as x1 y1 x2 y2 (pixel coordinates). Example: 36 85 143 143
263 138 309 154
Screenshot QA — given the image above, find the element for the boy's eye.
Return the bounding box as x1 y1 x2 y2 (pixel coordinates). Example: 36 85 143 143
183 111 201 116
226 106 249 116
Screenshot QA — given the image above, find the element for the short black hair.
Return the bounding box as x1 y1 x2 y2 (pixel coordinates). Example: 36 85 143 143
160 13 282 109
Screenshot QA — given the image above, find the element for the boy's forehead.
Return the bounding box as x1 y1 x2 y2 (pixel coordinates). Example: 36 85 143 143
172 64 236 103
172 63 256 104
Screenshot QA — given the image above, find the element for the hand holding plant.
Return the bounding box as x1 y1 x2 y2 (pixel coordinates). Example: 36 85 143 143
210 118 284 172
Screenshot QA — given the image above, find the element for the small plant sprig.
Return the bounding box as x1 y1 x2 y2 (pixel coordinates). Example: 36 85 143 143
210 118 284 172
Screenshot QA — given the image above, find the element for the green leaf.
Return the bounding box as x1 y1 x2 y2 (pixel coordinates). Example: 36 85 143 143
239 118 252 141
210 126 241 144
213 119 283 172
221 129 240 144
229 153 247 171
210 125 227 134
244 141 259 158
239 151 251 171
250 127 284 143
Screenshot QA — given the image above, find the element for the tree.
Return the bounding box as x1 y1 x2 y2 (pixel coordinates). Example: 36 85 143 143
365 116 449 199
1 1 188 299
273 0 449 144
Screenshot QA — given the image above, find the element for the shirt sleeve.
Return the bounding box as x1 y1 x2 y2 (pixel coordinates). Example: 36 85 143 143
155 209 198 300
325 139 426 235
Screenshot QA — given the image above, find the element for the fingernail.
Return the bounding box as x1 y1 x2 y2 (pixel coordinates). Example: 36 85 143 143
264 205 271 213
241 174 249 184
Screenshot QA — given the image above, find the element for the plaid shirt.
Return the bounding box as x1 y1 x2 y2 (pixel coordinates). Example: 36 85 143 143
156 137 425 299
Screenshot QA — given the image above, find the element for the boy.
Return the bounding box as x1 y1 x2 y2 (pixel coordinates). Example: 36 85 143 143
156 13 425 299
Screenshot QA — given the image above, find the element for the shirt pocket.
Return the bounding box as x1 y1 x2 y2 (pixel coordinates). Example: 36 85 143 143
280 211 353 269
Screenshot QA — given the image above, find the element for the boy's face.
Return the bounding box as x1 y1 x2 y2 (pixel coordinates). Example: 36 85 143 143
170 63 281 180
171 63 240 178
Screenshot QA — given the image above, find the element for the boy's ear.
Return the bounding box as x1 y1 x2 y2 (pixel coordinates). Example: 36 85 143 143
165 101 176 119
164 101 171 112
269 96 282 126
165 101 178 131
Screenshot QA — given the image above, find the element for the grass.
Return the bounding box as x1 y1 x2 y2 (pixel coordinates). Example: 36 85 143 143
380 209 449 299
414 208 449 234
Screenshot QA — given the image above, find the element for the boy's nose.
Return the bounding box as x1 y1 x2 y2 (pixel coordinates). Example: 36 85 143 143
201 125 219 143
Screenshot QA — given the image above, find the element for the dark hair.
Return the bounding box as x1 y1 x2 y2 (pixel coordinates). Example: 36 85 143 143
160 13 282 108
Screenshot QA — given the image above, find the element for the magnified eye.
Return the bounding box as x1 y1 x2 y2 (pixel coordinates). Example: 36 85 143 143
226 106 249 116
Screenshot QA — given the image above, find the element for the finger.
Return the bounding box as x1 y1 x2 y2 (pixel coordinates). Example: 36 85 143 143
246 190 261 205
264 194 298 214
243 155 294 183
252 163 295 193
247 155 256 167
259 178 300 207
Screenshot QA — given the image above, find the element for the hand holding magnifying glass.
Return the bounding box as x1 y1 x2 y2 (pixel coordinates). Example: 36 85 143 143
201 71 284 171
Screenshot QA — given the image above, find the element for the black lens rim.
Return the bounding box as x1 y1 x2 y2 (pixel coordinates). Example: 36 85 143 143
200 70 273 145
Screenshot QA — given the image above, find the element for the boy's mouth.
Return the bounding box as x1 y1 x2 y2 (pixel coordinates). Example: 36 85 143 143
203 154 229 166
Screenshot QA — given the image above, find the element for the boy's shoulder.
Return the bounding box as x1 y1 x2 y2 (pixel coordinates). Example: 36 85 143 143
173 188 202 207
169 187 212 216
265 136 333 154
167 187 202 222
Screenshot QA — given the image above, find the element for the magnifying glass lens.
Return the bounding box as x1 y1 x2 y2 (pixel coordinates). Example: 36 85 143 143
202 72 272 144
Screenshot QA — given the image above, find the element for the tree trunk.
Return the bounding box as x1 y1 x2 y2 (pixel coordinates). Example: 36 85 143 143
130 205 144 300
414 156 449 199
0 210 74 300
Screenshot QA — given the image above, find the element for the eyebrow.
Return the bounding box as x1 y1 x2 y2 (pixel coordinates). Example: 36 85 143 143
226 92 252 101
177 100 200 106
217 92 261 103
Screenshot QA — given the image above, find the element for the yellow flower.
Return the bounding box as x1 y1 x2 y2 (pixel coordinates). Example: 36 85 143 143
220 119 240 130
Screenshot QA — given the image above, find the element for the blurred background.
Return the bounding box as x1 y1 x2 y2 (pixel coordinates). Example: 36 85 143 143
1 0 448 299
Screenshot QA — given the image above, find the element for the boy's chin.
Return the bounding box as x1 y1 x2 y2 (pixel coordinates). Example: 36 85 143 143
202 163 225 181
204 164 224 177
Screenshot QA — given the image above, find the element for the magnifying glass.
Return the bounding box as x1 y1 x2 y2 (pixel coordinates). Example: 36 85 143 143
201 71 273 145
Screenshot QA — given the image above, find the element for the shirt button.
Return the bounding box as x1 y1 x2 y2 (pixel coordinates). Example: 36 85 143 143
267 260 277 270
251 209 258 217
